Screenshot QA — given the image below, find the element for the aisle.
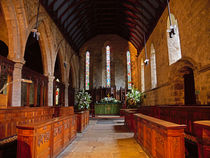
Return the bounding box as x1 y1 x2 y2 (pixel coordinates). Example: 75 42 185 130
58 119 148 158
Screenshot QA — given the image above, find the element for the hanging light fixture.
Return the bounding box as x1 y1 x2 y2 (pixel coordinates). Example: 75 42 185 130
144 34 149 65
166 0 175 38
141 8 149 65
31 0 40 40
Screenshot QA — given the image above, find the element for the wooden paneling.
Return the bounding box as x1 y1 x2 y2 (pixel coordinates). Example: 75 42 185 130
123 106 210 135
134 113 186 158
75 110 89 133
193 121 210 158
0 107 54 140
17 115 77 158
123 106 210 158
0 106 75 140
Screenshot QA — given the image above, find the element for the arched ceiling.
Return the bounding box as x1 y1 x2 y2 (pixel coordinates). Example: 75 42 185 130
40 0 168 55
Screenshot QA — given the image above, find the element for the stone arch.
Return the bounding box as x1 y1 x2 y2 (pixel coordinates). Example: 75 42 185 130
69 60 76 88
0 0 21 61
54 49 65 83
71 55 79 89
0 40 8 57
169 58 197 105
169 57 198 81
38 19 56 76
0 6 8 47
167 13 182 65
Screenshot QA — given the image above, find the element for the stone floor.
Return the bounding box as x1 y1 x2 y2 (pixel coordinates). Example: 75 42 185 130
58 119 148 158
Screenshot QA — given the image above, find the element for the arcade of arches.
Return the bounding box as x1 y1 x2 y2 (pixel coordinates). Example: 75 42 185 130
0 0 209 158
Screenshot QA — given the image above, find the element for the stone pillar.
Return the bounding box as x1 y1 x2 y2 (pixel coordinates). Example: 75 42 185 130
64 83 69 107
11 62 24 107
48 75 55 106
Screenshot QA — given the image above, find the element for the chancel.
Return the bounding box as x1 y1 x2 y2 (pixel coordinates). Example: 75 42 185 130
0 0 209 158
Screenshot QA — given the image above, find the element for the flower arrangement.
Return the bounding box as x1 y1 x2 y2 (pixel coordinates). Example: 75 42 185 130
99 96 121 104
76 89 92 110
126 87 144 108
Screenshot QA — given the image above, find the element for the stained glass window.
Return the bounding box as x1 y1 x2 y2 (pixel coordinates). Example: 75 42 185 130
55 88 59 105
85 51 90 90
127 51 132 89
106 46 111 87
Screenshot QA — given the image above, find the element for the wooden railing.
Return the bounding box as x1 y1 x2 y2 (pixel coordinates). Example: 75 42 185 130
0 106 74 140
134 113 186 158
75 110 89 132
16 115 77 158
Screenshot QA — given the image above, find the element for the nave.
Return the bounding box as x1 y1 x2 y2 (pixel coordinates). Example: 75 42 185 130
58 118 148 158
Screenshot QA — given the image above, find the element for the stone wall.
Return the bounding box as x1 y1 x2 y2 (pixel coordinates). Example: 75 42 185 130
0 8 8 45
79 34 137 90
0 0 80 106
132 0 210 105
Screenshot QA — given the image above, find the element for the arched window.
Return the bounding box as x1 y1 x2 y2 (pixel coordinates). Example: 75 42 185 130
141 59 145 92
150 44 157 89
127 51 132 89
106 46 111 87
85 51 90 90
167 13 182 65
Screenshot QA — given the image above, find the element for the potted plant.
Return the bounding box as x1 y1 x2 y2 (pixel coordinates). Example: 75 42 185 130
76 89 92 111
126 87 144 108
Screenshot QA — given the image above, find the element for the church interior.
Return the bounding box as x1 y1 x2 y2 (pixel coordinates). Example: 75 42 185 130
0 0 209 158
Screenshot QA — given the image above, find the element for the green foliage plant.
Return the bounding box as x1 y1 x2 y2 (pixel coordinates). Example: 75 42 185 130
76 89 92 110
126 87 144 108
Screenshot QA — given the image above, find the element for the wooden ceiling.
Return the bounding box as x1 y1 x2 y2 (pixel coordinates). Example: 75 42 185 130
40 0 168 54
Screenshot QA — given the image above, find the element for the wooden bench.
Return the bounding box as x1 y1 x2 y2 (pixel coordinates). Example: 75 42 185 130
123 109 138 132
134 113 186 158
75 110 89 132
16 115 77 158
193 120 210 158
0 106 74 140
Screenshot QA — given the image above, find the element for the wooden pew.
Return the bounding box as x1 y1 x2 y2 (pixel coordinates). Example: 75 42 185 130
134 113 186 158
193 120 210 158
123 106 210 136
0 107 54 140
75 110 89 133
123 106 210 157
123 109 138 132
0 106 74 140
16 115 77 158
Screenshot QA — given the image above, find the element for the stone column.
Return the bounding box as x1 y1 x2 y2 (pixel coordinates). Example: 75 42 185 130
64 83 69 107
11 62 24 107
48 75 55 106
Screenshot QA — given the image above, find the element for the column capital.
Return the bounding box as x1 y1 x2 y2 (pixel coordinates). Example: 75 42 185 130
48 75 55 82
13 60 25 69
65 82 69 87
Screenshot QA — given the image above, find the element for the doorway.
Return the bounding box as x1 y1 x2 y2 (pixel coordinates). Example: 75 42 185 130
184 68 196 105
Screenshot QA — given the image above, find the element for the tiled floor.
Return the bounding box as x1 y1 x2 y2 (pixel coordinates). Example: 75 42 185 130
58 119 148 158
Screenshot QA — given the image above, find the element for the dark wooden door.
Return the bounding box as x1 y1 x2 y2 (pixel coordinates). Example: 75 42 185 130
184 70 196 105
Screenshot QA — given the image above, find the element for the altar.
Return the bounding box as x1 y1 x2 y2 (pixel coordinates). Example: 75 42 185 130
94 103 121 115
